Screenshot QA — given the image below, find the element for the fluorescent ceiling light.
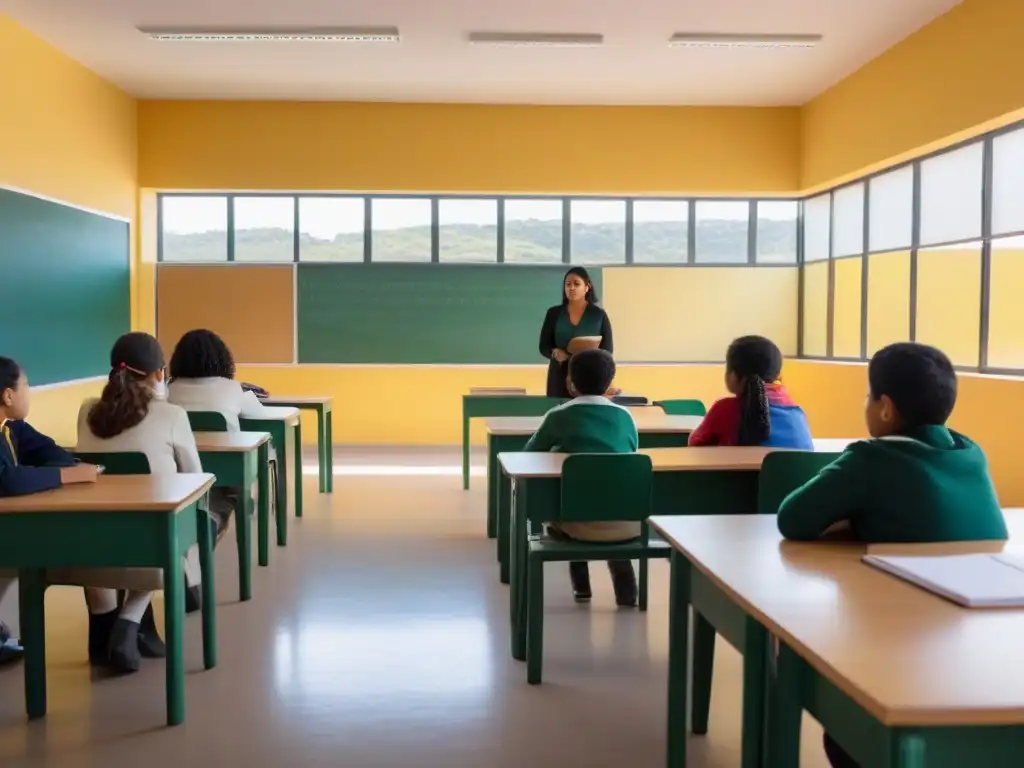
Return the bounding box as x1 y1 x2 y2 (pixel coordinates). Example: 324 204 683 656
138 26 400 42
669 33 821 49
467 32 603 47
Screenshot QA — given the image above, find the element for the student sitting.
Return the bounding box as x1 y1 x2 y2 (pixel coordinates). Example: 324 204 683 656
524 348 639 606
688 335 813 449
0 356 99 664
167 329 270 540
76 332 205 673
776 342 1007 768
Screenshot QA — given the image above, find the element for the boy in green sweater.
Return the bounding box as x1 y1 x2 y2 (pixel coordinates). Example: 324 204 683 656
777 342 1007 768
525 349 640 606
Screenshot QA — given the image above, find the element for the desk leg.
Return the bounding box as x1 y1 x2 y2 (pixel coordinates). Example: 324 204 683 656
163 516 186 726
486 434 497 540
740 617 768 768
896 735 926 768
510 481 528 662
691 613 716 735
19 569 47 720
293 421 304 518
462 412 470 490
235 484 253 602
275 425 289 539
772 641 803 768
316 407 328 493
197 504 217 670
498 472 511 584
667 551 691 768
257 441 270 566
325 409 334 493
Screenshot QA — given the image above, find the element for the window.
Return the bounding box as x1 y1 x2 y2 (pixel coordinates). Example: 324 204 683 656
299 197 364 262
756 201 797 264
987 235 1024 368
915 242 982 366
439 199 497 262
160 196 228 262
632 200 688 263
832 183 865 258
868 166 913 252
803 194 830 262
372 198 432 262
570 200 625 264
993 128 1024 236
504 199 562 263
920 142 983 246
232 197 295 262
695 201 749 264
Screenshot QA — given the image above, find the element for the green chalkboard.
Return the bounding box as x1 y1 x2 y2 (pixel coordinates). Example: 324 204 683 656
297 264 603 364
0 189 131 385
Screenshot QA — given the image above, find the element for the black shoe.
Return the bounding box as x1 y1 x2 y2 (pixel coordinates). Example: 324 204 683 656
106 619 142 675
569 562 593 603
608 560 638 607
185 579 202 615
88 609 120 666
137 604 166 658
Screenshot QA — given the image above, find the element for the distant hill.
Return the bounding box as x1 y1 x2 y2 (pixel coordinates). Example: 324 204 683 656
163 219 796 264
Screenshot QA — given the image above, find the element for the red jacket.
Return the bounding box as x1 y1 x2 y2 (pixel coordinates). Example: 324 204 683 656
688 383 797 447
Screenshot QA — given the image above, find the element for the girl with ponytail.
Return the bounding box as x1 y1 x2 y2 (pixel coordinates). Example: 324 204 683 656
688 335 813 449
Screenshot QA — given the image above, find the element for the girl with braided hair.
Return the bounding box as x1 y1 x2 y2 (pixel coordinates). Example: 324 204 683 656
688 335 813 449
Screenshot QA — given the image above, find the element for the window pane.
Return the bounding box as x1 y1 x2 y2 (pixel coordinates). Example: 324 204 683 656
868 166 913 252
695 201 748 263
756 201 797 264
988 235 1024 368
833 183 865 257
993 128 1024 236
803 194 830 262
920 142 983 246
372 198 432 262
570 200 625 264
915 242 982 366
298 197 364 262
234 196 295 262
439 199 497 263
633 200 688 263
504 199 562 263
160 196 227 262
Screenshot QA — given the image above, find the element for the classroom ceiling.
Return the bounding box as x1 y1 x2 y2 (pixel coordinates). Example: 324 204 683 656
1 0 962 105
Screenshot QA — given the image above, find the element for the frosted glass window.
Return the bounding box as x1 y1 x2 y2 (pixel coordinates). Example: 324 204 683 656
803 194 830 262
920 142 983 246
868 166 913 252
833 183 865 257
993 128 1024 235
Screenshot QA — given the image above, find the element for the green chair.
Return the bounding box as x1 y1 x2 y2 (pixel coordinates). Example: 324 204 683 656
654 399 707 416
525 453 666 684
186 411 229 432
758 451 844 514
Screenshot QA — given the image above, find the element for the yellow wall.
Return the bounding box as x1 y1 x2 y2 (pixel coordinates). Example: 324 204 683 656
831 257 862 358
865 250 911 355
0 15 137 429
138 101 800 194
915 248 982 367
988 247 1024 369
801 262 829 356
800 0 1024 190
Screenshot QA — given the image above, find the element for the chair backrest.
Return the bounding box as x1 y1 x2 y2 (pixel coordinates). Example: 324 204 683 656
654 399 707 416
560 454 653 526
73 452 151 475
758 451 843 514
187 411 229 432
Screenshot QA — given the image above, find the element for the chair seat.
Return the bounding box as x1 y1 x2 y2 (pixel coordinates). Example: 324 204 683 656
528 533 671 562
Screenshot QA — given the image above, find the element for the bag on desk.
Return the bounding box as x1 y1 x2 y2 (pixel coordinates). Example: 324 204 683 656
241 382 270 399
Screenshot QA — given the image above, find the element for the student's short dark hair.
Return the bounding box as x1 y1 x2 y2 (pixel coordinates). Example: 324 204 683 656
568 349 616 396
169 329 236 381
868 342 957 427
0 357 22 394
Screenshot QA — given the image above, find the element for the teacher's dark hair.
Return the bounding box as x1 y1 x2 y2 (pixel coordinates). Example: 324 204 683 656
561 267 599 305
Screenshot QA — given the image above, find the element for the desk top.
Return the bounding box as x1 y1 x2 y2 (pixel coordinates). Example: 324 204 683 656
0 473 216 514
650 510 1024 727
263 396 333 407
499 446 782 477
487 414 703 436
194 432 270 451
242 406 301 426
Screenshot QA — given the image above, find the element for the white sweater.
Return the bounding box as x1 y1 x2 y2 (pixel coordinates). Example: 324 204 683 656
76 399 202 475
168 377 267 431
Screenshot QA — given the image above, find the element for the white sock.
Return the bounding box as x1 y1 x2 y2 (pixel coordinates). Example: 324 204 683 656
84 588 118 615
119 591 151 623
184 546 201 587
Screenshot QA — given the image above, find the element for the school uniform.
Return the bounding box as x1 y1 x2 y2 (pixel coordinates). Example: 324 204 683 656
524 395 639 542
688 382 813 448
0 418 75 496
538 304 614 398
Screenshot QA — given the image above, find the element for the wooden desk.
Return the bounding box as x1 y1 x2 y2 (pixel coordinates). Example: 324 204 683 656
0 473 217 727
485 414 703 542
240 406 301 540
262 396 334 493
194 431 272 599
650 512 1024 768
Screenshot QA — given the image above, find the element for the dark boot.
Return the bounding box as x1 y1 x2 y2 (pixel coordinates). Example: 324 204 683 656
568 562 592 603
137 603 166 659
608 560 638 607
823 734 860 768
185 574 202 615
87 609 119 666
106 619 142 675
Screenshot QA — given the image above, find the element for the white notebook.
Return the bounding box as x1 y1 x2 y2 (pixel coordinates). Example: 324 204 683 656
863 552 1024 608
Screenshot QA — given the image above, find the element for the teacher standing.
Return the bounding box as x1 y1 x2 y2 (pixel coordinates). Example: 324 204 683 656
538 267 614 397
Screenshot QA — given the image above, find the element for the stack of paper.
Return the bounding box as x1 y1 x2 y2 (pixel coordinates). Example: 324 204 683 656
863 552 1024 608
